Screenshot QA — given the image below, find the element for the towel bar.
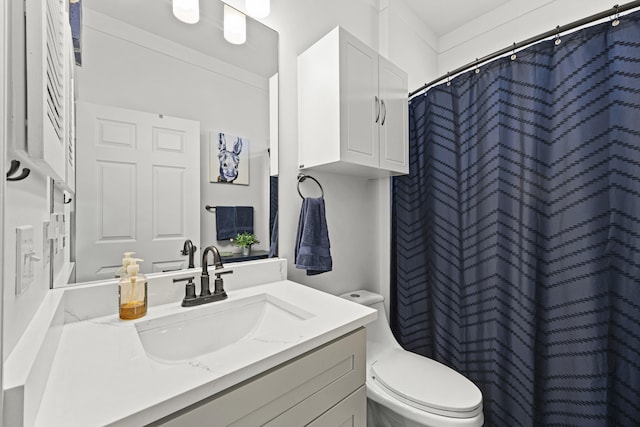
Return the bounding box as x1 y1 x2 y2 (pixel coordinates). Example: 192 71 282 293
297 174 324 199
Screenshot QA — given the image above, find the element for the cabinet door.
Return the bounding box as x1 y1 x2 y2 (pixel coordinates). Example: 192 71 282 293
24 0 72 184
306 386 366 427
64 37 76 192
339 31 379 169
378 56 409 175
152 329 366 427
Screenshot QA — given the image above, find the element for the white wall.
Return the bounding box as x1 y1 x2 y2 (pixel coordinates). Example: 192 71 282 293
3 0 58 361
381 0 439 90
76 9 272 255
3 174 52 361
1 0 6 416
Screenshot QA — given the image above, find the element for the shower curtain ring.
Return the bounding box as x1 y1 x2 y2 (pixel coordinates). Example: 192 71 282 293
554 26 562 46
474 59 480 74
446 72 451 86
612 4 620 26
510 43 517 61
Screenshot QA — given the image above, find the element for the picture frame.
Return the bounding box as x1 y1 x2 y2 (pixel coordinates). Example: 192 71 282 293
209 131 250 185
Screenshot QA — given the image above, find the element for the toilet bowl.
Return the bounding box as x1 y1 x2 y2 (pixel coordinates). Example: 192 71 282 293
340 290 484 427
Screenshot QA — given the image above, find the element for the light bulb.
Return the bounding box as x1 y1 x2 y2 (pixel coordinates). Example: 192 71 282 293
246 0 270 18
224 5 246 45
173 0 199 24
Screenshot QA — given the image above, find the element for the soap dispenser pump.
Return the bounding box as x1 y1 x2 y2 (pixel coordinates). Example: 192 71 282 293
115 251 136 278
119 258 147 320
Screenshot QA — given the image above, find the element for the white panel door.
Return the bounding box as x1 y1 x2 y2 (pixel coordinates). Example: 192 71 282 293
76 103 200 282
378 56 409 175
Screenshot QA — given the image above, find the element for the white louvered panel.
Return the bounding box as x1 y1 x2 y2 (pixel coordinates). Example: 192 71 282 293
24 0 73 186
45 0 64 140
66 94 75 190
65 24 76 192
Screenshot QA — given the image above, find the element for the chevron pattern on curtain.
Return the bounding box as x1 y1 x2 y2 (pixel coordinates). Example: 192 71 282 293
391 11 640 427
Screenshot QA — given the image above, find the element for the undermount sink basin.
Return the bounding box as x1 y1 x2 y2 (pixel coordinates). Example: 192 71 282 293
135 293 314 363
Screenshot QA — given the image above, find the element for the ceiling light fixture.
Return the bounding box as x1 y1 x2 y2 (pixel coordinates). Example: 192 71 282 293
173 0 200 24
223 4 247 45
245 0 270 19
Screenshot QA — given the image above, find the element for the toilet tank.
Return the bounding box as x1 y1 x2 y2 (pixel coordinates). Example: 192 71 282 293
340 290 400 351
340 290 384 306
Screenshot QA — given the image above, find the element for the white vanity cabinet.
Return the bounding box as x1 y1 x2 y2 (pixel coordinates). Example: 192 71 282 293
152 328 367 426
298 26 408 178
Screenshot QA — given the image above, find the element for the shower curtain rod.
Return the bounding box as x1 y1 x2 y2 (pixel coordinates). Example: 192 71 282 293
409 0 640 99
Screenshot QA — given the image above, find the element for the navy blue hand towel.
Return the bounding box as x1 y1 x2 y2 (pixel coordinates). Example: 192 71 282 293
269 210 278 258
235 206 254 235
215 206 237 240
295 197 332 275
215 206 254 240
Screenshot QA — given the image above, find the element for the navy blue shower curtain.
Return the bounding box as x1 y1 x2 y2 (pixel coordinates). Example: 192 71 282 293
392 11 640 427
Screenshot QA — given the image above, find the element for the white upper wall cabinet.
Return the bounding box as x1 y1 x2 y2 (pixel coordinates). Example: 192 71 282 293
298 26 408 178
24 0 75 190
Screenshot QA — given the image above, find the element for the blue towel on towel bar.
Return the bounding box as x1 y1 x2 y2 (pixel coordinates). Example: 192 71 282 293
295 197 332 275
269 210 278 258
235 206 254 235
215 206 237 240
215 206 254 240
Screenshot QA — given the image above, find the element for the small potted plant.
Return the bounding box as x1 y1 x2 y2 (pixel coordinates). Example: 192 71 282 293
233 232 259 256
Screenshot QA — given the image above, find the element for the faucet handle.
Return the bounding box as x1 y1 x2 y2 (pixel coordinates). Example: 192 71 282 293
173 276 197 302
179 245 197 255
214 269 233 278
173 276 195 283
212 270 232 297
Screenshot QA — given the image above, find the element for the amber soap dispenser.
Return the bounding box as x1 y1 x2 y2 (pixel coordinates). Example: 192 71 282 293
119 258 147 320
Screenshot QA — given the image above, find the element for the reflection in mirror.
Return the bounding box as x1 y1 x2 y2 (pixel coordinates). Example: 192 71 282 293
63 0 278 285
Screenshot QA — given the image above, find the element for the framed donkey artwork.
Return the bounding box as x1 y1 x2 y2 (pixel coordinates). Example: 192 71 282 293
209 131 250 185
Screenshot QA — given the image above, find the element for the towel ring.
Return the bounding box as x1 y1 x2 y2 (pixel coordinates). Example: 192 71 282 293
297 174 324 199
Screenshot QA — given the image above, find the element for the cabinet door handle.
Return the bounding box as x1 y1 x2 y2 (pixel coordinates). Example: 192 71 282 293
374 96 380 123
381 99 387 126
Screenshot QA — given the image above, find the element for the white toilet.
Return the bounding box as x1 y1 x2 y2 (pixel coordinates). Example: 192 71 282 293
341 290 484 427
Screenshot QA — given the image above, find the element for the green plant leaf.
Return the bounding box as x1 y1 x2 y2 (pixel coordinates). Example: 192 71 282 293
234 232 259 247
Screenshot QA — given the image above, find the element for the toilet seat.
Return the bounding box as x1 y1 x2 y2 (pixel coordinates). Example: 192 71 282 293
371 349 483 419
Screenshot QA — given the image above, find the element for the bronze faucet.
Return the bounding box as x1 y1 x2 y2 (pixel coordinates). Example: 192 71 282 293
174 245 232 307
180 239 197 268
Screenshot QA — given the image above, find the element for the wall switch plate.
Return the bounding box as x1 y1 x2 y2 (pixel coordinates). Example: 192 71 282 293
49 213 60 239
16 225 36 295
57 213 66 235
42 220 51 265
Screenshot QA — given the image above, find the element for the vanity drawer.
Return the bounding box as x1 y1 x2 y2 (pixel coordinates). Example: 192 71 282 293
152 327 366 426
271 385 366 427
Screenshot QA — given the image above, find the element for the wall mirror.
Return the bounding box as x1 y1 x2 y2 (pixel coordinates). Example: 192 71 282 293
61 0 278 285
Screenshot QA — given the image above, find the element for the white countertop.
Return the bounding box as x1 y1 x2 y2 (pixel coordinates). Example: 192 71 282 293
33 280 376 426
